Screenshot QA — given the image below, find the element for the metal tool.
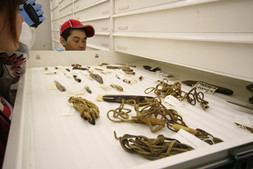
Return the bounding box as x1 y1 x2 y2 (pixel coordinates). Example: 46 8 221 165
101 95 154 103
227 101 253 111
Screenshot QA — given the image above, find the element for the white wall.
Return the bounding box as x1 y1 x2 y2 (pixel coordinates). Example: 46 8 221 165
31 0 52 50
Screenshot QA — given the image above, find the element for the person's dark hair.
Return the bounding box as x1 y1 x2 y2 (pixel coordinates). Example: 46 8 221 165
0 0 25 43
61 28 72 41
61 28 87 41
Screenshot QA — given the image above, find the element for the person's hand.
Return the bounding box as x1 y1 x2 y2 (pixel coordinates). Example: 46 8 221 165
19 0 46 27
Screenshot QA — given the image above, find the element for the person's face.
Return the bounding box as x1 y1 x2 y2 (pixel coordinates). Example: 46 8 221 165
0 11 24 52
61 29 87 50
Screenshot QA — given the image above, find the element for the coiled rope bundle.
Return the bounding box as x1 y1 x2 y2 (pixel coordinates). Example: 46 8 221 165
114 131 193 160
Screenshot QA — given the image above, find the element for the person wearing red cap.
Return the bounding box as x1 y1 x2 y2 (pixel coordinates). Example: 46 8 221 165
60 19 95 50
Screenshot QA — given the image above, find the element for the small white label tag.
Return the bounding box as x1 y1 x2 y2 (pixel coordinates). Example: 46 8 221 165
234 115 252 128
46 84 57 90
164 95 184 108
173 129 209 149
194 81 218 94
61 105 75 116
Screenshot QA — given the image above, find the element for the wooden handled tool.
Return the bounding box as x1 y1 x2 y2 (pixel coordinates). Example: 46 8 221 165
181 80 233 95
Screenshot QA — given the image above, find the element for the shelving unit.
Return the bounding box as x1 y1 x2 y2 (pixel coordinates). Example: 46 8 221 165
49 0 253 82
50 0 110 50
3 1 253 169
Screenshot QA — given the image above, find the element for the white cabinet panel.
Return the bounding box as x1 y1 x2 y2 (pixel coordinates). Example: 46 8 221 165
114 0 179 13
114 36 253 81
88 35 110 49
58 0 73 10
50 0 59 10
52 31 60 42
52 19 60 30
74 0 102 10
75 1 110 21
114 0 253 33
59 14 74 26
59 3 74 17
85 19 110 33
51 7 59 20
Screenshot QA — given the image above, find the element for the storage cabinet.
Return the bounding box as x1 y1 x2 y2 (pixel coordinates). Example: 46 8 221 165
50 0 253 82
50 0 110 50
2 0 253 168
112 0 253 82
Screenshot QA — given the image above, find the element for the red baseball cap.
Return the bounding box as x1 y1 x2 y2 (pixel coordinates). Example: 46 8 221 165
60 19 95 37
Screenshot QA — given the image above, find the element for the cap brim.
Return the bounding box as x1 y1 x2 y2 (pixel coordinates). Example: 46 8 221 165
73 25 95 37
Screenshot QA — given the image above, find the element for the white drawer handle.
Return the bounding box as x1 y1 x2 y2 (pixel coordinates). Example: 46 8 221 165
101 43 108 47
102 10 109 15
101 26 108 30
118 26 128 30
119 5 129 11
117 45 127 50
